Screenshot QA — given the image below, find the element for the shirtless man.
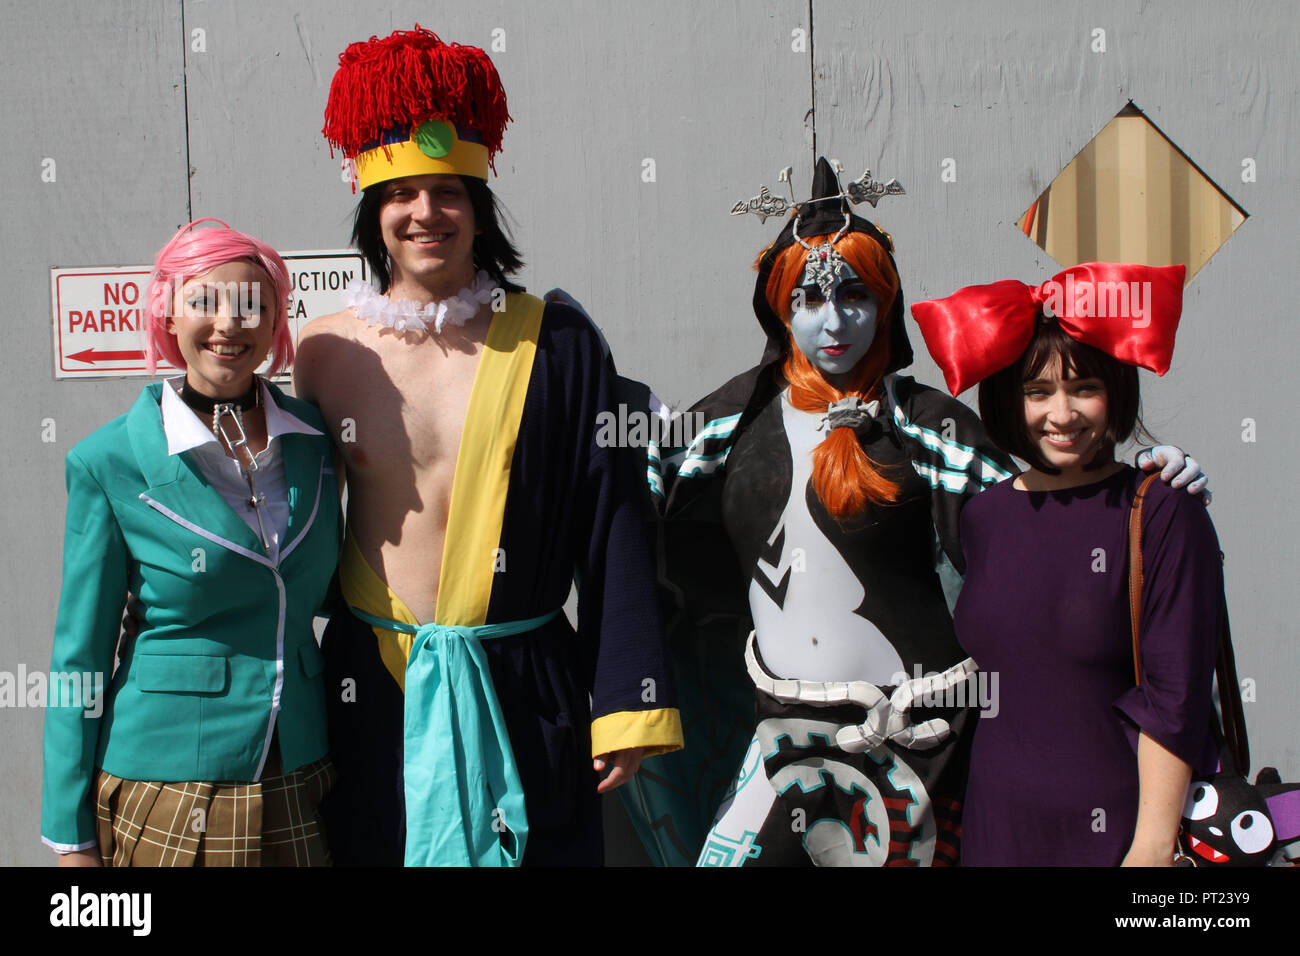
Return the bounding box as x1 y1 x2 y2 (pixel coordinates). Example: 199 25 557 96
296 26 681 866
297 174 494 629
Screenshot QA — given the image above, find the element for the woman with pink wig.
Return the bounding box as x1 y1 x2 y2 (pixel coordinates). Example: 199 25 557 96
41 220 342 866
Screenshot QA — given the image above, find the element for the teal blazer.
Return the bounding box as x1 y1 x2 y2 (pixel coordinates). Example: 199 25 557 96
41 381 341 851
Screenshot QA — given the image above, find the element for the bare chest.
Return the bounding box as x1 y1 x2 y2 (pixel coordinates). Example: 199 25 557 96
324 332 483 477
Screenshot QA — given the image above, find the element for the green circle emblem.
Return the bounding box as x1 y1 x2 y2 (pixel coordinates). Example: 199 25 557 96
413 120 455 158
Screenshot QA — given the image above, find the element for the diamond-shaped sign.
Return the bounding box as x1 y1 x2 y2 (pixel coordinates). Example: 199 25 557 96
1017 103 1247 282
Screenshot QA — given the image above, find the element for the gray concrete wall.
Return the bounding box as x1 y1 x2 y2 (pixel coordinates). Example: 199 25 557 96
2 0 1295 866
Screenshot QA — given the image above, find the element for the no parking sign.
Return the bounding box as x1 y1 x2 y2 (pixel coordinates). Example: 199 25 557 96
51 251 368 380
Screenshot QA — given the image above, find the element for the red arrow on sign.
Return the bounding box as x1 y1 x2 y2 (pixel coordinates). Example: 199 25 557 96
67 347 146 365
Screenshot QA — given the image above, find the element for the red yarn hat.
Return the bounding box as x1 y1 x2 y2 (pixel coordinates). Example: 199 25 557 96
322 25 510 189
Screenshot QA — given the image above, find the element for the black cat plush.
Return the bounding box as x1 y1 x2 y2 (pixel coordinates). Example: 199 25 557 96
1179 768 1300 866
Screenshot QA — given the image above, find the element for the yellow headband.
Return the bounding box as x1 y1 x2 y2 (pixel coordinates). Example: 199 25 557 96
354 118 489 190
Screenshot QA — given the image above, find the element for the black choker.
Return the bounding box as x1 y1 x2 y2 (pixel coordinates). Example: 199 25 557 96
179 378 261 415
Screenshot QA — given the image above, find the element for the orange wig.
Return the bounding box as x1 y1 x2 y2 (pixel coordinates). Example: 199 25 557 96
762 231 902 520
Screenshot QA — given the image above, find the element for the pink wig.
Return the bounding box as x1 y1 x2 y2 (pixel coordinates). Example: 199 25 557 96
145 218 294 375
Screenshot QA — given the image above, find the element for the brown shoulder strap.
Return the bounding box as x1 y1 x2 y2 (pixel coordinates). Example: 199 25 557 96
1127 476 1250 776
1215 573 1251 776
1128 473 1161 685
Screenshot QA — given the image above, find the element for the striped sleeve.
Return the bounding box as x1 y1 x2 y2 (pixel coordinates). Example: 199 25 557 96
650 410 742 497
885 375 1018 576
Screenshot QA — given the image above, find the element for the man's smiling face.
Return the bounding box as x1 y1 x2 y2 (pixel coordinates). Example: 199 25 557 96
379 173 479 296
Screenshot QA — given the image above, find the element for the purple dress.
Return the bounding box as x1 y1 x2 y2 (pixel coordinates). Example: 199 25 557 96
954 466 1222 866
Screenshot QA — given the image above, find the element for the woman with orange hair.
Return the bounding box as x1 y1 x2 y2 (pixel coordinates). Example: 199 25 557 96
633 158 1205 867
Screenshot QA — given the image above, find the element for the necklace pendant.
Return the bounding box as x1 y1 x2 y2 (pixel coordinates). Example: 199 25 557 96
211 402 235 437
244 471 271 553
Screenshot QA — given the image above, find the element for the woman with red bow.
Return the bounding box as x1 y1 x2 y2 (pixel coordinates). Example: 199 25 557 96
912 264 1222 865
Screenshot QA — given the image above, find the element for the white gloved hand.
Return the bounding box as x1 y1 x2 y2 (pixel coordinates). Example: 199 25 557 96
1137 445 1211 503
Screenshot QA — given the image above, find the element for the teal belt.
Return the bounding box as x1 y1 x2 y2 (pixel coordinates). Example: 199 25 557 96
348 605 561 867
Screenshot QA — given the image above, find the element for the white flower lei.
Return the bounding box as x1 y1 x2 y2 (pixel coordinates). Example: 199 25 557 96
342 272 496 335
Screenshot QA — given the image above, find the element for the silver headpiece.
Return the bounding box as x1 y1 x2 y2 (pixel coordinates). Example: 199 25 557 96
732 159 906 298
844 169 906 209
728 185 792 224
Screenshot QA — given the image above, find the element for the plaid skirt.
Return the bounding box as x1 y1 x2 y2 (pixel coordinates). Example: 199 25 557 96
93 743 337 867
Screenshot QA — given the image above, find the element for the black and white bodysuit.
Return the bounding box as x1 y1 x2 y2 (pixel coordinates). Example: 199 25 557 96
653 371 1015 866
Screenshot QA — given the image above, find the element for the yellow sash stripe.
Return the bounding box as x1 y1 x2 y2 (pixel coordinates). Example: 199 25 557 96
339 531 419 693
590 708 686 759
434 293 544 627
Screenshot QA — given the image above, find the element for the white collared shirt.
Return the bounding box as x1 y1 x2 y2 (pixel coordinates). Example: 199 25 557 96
160 378 322 565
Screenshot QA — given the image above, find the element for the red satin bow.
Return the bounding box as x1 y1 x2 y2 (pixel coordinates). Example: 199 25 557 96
910 262 1186 396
